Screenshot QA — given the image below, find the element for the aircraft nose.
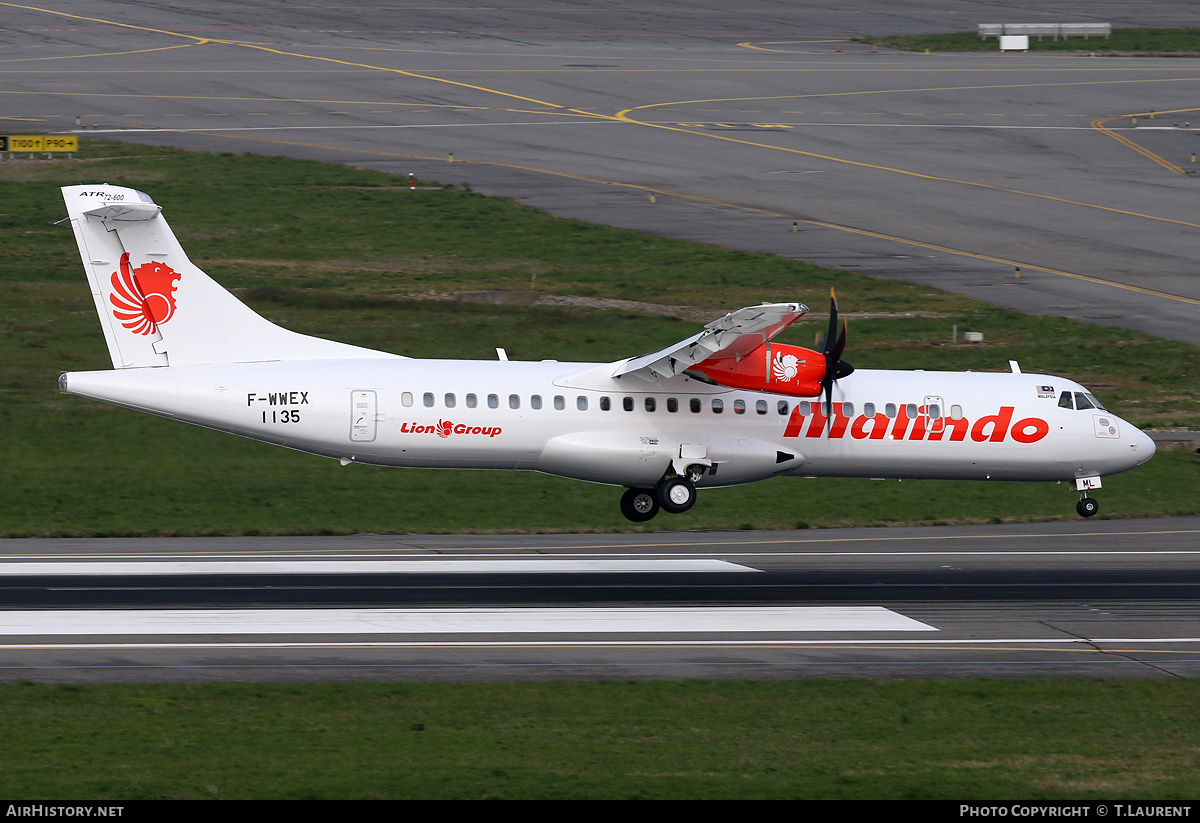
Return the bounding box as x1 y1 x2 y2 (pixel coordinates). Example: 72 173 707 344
1126 425 1156 467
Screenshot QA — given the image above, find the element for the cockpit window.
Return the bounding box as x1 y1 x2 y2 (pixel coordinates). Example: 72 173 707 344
1060 391 1108 412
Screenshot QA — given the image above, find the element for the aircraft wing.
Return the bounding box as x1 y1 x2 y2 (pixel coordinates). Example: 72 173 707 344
612 302 808 380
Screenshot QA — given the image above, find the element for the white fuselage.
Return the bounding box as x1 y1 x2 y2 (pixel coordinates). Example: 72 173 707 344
61 357 1155 489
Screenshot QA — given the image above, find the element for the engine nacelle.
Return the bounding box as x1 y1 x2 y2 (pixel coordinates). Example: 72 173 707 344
688 343 825 397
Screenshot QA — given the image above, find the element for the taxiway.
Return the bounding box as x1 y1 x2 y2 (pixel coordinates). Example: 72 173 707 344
4 1 1200 341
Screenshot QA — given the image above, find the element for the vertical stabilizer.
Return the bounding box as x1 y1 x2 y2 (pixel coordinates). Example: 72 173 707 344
62 185 400 368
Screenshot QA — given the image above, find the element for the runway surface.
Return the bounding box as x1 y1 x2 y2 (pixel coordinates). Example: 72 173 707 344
2 517 1198 682
5 1 1200 342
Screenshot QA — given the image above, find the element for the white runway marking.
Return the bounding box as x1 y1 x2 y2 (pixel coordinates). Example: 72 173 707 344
4 638 1199 651
0 607 936 635
0 558 756 575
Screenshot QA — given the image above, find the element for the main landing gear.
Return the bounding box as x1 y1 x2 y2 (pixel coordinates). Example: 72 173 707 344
1076 496 1099 518
619 469 702 522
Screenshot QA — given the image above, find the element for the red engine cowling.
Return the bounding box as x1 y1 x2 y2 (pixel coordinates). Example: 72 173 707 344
688 343 825 397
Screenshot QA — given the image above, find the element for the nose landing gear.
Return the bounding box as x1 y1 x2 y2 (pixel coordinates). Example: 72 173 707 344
1071 477 1102 518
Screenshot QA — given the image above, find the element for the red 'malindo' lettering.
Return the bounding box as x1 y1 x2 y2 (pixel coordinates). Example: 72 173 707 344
783 404 1047 444
850 413 890 440
1010 417 1049 443
971 407 1014 442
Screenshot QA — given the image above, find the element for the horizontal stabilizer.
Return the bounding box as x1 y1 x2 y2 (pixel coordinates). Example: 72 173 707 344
82 201 162 222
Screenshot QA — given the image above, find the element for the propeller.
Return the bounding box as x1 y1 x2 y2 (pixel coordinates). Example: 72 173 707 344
819 288 854 425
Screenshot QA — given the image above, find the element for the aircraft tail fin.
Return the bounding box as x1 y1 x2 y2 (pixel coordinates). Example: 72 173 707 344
62 184 399 368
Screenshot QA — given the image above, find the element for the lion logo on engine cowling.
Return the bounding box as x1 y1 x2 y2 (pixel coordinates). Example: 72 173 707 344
109 252 180 336
772 352 801 383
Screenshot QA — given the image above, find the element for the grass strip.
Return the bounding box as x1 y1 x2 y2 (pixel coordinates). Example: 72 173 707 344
1 679 1198 799
857 28 1200 54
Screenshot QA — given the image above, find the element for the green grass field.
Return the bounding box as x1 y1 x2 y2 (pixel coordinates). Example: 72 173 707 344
1 680 1198 799
864 27 1200 53
858 28 1200 54
1 140 1197 535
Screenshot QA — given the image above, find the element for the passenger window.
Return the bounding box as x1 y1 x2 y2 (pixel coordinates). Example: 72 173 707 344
690 398 701 413
466 393 478 409
444 393 456 408
734 399 745 415
402 392 413 408
488 394 499 409
778 401 789 415
531 395 542 410
667 397 679 413
799 401 810 416
842 402 854 418
928 404 940 419
906 403 918 418
423 392 435 408
864 402 876 417
712 399 724 414
950 405 963 419
554 395 565 410
577 396 588 411
600 396 611 411
623 396 634 412
886 403 897 418
756 400 768 415
645 397 656 412
509 394 520 409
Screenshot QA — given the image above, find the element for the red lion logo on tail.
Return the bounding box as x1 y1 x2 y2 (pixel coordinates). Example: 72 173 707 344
109 253 180 335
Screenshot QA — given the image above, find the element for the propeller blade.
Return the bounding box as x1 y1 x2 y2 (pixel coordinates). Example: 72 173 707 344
819 288 854 428
823 288 839 358
830 318 847 363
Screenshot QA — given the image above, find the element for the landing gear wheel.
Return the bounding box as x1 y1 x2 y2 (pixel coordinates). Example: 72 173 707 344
656 476 697 514
1076 497 1099 518
620 487 659 522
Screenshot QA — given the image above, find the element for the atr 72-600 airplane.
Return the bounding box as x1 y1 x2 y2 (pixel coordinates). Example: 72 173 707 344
58 185 1155 521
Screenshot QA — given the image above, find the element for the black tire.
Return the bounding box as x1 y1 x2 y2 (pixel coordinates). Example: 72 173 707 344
1076 497 1099 518
620 487 659 522
657 476 697 514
